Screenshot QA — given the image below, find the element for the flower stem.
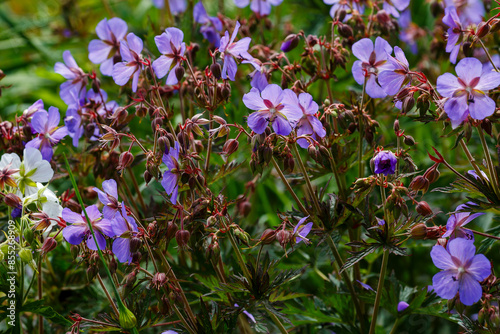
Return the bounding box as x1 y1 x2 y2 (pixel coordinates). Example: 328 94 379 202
226 228 252 282
97 274 120 318
369 249 389 334
38 259 43 334
459 139 488 184
470 229 500 241
478 39 499 72
291 142 321 214
271 157 310 216
477 126 500 198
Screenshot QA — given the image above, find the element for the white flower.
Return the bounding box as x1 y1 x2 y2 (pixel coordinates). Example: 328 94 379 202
15 148 54 196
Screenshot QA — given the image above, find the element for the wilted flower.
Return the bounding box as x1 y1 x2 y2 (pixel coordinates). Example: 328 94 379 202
54 50 87 105
193 2 222 47
373 150 397 176
161 141 181 204
436 57 500 128
352 37 394 98
88 17 128 76
26 106 68 161
442 202 483 240
112 33 144 92
62 205 114 251
152 28 186 85
243 84 303 135
442 6 463 64
233 0 283 17
219 21 254 81
430 238 490 305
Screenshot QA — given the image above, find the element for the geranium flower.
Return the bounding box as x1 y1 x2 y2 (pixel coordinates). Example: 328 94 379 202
111 204 138 264
152 28 186 85
373 151 397 176
444 0 484 26
324 0 364 20
378 46 411 96
161 142 181 204
382 0 410 18
352 37 394 98
430 238 490 305
62 205 114 251
219 21 254 81
54 50 87 105
193 1 222 47
283 91 326 148
293 216 313 244
26 106 68 161
15 148 54 196
233 0 283 17
152 0 187 14
112 33 144 92
442 6 463 64
243 84 303 135
442 203 483 240
88 17 128 76
0 152 21 190
436 57 500 128
93 179 122 220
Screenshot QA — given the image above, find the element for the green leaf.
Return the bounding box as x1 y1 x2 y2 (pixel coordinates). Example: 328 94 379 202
21 300 72 327
340 245 380 273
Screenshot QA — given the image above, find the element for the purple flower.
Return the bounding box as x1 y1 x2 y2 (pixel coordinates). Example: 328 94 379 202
194 2 223 47
293 216 313 244
444 0 484 26
397 301 409 312
442 203 483 240
93 179 122 220
112 33 144 92
62 205 114 251
430 238 491 305
25 107 68 161
468 169 488 181
234 304 256 324
111 204 138 264
219 21 254 81
250 69 268 92
373 151 397 176
442 6 463 64
88 18 128 76
284 91 326 148
398 10 418 54
324 0 364 20
243 84 303 135
152 0 187 14
352 37 394 99
357 280 375 292
23 99 45 118
482 55 500 74
378 46 411 96
161 142 181 204
152 28 186 85
382 0 410 18
234 0 283 16
436 57 500 128
54 50 87 105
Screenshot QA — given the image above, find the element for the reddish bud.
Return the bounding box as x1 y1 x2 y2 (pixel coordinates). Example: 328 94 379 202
416 201 433 216
118 151 134 170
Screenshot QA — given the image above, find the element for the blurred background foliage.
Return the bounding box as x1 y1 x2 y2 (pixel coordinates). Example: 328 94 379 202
1 0 500 332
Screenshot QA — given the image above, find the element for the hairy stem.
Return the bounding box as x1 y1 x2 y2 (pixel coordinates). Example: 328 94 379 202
369 250 389 334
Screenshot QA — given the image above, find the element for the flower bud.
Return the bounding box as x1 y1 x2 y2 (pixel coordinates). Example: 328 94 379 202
223 139 239 156
281 34 300 52
70 244 80 259
166 220 179 240
260 229 276 244
175 229 190 250
92 77 101 93
4 193 21 208
109 256 118 275
308 145 319 161
337 9 347 22
129 237 142 253
135 104 148 118
424 164 440 184
210 63 222 79
409 175 430 194
86 265 98 281
476 22 490 38
481 119 493 137
119 305 137 330
175 66 185 82
490 19 500 33
84 123 96 139
41 237 57 254
338 23 353 39
403 135 415 146
410 223 427 240
18 248 33 263
462 42 473 57
233 228 251 245
402 95 415 113
152 117 164 131
118 151 134 170
23 228 34 245
416 201 433 216
237 199 251 217
276 229 291 248
143 170 152 185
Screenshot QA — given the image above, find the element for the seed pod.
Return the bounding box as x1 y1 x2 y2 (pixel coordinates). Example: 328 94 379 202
409 175 430 194
276 230 291 248
41 237 57 254
260 229 277 244
416 201 433 216
210 63 222 79
403 135 416 146
19 248 33 263
223 139 239 156
409 223 427 240
118 151 134 170
338 23 353 39
175 66 185 82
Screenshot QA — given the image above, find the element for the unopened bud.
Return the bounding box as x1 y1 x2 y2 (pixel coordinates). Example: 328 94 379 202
41 237 57 254
281 34 300 52
70 244 80 259
175 229 190 250
410 223 427 240
416 201 433 216
403 135 416 146
260 229 277 244
129 237 142 253
109 256 118 275
338 23 353 38
175 66 185 82
18 248 33 263
409 175 430 194
393 119 400 132
118 151 134 170
210 63 222 79
462 42 473 57
86 265 98 281
119 306 137 330
476 22 490 38
4 193 21 208
223 139 239 156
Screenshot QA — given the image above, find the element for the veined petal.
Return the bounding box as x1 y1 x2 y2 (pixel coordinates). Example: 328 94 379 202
352 38 374 62
458 273 483 305
247 111 268 134
467 254 491 282
430 244 455 270
261 84 283 107
455 57 483 84
436 73 461 97
468 95 495 120
432 269 459 299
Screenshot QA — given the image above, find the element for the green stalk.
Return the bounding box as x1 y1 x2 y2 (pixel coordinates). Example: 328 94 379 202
368 250 389 334
63 155 139 333
265 308 288 334
227 229 252 282
291 143 321 214
477 127 500 198
271 157 310 216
